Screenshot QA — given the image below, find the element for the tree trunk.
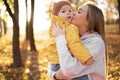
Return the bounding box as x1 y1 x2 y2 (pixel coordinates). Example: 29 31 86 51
118 0 120 34
3 20 7 34
3 0 23 67
0 18 2 37
29 0 36 51
13 0 23 67
25 0 30 40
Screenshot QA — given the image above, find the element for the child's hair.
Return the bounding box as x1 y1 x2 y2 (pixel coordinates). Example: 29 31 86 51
52 1 71 16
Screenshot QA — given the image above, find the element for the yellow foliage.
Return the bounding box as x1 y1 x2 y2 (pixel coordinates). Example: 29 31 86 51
0 73 5 80
38 47 50 60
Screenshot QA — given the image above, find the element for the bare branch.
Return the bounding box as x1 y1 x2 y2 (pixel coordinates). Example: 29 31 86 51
2 0 14 19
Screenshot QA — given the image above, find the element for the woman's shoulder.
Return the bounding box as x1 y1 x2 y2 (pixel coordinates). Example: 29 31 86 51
82 32 105 45
81 32 102 40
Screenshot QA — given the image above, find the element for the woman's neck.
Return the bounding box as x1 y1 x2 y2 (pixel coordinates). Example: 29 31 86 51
79 28 95 37
79 26 89 36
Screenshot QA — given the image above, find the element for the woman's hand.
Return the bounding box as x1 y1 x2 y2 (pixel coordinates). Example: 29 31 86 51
52 22 65 37
54 69 69 80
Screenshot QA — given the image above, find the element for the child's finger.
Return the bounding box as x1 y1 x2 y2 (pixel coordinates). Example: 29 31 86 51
54 23 57 28
62 23 65 31
55 21 63 32
52 25 57 36
52 28 55 36
55 21 59 29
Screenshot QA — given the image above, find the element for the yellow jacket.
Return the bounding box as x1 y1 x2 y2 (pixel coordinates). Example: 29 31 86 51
48 15 92 64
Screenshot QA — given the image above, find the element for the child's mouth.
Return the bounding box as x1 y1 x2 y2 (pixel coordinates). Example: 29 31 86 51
67 16 71 19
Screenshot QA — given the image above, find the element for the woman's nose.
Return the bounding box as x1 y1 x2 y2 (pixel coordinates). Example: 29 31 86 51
73 12 76 16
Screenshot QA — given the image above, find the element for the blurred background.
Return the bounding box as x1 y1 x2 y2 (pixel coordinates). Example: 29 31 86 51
0 0 120 80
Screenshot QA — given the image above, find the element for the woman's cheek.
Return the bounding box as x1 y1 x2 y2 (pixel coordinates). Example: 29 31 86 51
74 17 80 25
72 19 76 25
73 20 79 27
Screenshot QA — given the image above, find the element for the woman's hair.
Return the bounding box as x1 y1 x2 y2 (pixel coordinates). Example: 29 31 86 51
86 4 105 40
86 4 107 78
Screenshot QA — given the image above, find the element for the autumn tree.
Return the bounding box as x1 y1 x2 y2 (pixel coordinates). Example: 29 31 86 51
24 0 36 51
29 0 36 51
118 0 120 34
0 2 7 37
25 0 30 40
3 0 23 67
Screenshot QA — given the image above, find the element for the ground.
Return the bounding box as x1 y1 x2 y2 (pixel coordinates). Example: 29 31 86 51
0 24 120 80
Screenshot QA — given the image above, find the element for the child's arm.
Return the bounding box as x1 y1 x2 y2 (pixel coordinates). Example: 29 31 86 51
48 16 59 64
66 25 95 65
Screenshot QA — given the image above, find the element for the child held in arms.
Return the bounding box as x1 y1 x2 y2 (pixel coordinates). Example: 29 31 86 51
48 1 95 79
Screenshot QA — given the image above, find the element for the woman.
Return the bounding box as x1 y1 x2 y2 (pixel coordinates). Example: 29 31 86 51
50 2 106 80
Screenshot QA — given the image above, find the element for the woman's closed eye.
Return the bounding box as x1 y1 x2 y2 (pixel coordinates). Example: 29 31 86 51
78 11 81 14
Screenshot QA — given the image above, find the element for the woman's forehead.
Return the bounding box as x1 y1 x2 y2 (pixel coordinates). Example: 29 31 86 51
78 5 88 11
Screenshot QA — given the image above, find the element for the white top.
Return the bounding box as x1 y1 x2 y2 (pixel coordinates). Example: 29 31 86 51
54 32 106 80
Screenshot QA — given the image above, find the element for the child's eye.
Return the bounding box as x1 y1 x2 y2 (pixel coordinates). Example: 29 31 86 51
69 10 72 12
62 11 65 13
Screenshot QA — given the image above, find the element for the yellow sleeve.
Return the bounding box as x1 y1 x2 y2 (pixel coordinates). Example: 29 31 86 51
48 15 71 64
49 15 67 47
66 25 92 64
48 16 64 57
48 16 66 64
49 16 56 37
49 15 70 38
48 16 56 56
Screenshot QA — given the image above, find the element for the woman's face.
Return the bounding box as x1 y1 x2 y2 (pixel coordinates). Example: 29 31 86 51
72 4 88 28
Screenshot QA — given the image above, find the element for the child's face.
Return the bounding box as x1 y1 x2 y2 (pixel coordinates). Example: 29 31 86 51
58 5 74 22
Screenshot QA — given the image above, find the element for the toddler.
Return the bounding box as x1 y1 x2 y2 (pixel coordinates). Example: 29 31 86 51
48 1 95 79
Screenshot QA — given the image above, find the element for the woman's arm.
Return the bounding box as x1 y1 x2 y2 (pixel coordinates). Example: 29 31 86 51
47 64 68 80
55 35 91 77
55 34 105 79
47 64 56 80
52 24 105 79
52 25 93 77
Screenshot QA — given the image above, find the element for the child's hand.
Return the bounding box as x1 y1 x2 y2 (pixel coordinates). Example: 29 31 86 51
86 57 95 65
52 22 65 37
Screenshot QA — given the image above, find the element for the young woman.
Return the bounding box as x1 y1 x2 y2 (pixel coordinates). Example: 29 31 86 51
52 2 106 80
48 1 94 80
